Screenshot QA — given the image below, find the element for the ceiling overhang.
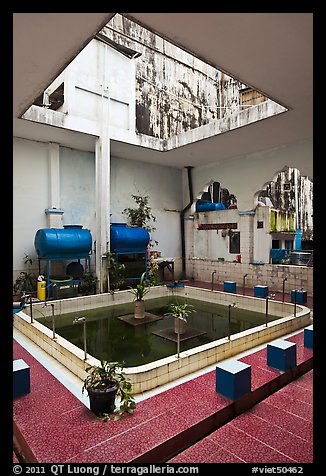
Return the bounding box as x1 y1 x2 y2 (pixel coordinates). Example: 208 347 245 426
13 12 313 170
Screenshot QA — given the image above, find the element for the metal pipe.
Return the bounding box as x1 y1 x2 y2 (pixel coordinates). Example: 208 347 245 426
177 330 180 359
43 301 56 338
243 273 248 296
29 295 33 324
211 270 217 291
265 293 275 326
282 277 288 302
22 293 34 324
181 166 194 278
83 319 87 361
50 304 56 339
228 302 236 340
73 317 87 360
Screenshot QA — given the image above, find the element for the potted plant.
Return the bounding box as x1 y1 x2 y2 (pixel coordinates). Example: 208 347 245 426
164 302 196 358
82 360 136 420
13 271 37 301
165 302 196 335
79 271 98 295
122 193 158 247
128 272 150 319
13 254 37 301
105 251 126 291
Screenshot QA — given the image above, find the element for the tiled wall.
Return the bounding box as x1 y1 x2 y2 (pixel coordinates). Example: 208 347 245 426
186 259 313 295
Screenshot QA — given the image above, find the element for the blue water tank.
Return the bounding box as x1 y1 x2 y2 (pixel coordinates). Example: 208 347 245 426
110 223 150 253
34 225 92 259
196 200 226 212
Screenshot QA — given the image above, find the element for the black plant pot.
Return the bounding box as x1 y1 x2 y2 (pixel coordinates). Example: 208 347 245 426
87 384 119 416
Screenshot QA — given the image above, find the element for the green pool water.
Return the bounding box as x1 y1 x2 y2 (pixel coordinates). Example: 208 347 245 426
38 297 279 366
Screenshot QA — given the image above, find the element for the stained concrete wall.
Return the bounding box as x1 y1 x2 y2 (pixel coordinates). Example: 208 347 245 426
185 138 313 213
103 14 268 141
13 137 183 280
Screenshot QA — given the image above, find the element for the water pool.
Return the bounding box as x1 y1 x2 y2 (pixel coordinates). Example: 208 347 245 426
38 297 279 366
16 285 311 393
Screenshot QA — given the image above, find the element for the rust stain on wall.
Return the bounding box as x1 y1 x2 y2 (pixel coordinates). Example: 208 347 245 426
106 14 248 141
258 166 313 242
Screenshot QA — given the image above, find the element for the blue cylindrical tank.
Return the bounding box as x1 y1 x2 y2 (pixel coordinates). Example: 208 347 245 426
34 225 92 259
110 223 150 253
196 200 226 212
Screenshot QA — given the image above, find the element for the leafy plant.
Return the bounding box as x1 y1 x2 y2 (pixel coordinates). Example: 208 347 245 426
164 302 196 322
147 257 161 286
128 272 150 301
123 194 158 246
105 252 126 290
79 271 98 295
164 302 196 357
13 271 37 295
82 360 136 421
23 253 33 266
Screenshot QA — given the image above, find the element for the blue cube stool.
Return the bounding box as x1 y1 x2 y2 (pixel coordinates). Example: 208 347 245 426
13 359 30 399
304 325 313 348
216 359 251 400
267 339 296 371
291 290 307 305
254 285 268 298
224 281 237 293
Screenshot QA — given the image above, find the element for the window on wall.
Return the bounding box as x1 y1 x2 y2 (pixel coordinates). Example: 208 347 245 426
240 88 266 110
229 231 240 254
272 240 280 249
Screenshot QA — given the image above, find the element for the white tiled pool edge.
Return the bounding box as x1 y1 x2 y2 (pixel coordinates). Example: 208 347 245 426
13 285 311 394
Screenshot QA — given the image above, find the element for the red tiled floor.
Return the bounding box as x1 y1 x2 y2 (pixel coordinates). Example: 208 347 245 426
173 423 296 463
251 401 313 443
14 330 312 462
13 322 313 463
168 369 313 463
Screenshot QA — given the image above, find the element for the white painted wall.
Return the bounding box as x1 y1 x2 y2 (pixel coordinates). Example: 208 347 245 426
110 156 182 257
63 40 136 133
192 209 240 261
59 146 96 232
253 207 271 263
13 138 50 276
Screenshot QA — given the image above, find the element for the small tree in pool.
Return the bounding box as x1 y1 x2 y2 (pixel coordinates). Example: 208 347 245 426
128 272 150 319
164 303 196 357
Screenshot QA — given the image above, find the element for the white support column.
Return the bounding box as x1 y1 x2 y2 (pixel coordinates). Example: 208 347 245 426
61 68 75 115
95 43 111 293
47 142 63 228
48 142 60 208
95 135 110 292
